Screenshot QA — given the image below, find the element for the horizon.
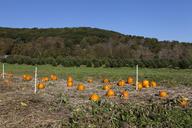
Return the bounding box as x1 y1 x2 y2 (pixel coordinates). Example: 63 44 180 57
0 0 192 42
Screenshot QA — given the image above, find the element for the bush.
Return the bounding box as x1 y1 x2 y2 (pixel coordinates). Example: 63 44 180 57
2 55 192 69
179 59 191 69
92 59 102 67
86 60 92 67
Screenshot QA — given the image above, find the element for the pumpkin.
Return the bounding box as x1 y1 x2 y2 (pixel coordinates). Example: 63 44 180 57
50 74 57 81
23 74 32 81
77 83 85 91
41 77 49 82
106 89 115 97
150 81 157 87
102 85 110 91
67 81 73 87
142 80 149 88
22 74 27 80
87 79 93 83
127 77 133 84
67 75 73 82
26 75 32 81
137 82 143 90
159 90 168 97
179 97 189 108
37 83 45 89
103 79 110 83
121 90 129 99
89 93 100 102
117 80 126 87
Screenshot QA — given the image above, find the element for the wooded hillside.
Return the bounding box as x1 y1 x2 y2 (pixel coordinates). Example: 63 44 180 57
0 27 192 68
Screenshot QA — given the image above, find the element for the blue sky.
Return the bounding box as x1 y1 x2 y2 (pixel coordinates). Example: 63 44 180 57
0 0 192 42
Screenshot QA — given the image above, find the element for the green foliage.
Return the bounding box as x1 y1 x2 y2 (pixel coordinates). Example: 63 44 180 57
2 55 192 69
69 101 192 127
0 27 192 68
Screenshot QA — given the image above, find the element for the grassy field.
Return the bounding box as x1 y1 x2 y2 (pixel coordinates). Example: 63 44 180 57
1 63 192 86
0 63 192 127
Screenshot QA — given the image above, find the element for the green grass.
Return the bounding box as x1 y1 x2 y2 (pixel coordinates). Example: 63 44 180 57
1 63 192 86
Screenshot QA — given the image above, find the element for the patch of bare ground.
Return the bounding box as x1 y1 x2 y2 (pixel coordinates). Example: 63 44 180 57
0 76 191 127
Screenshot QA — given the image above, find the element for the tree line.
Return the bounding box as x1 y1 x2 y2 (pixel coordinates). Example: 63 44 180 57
2 55 192 69
0 27 192 68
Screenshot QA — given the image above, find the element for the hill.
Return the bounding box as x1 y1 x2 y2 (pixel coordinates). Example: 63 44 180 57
0 27 192 68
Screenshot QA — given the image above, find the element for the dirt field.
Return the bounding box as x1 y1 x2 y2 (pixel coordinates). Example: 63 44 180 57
0 75 192 128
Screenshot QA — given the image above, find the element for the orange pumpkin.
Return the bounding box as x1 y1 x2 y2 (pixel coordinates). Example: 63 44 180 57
67 81 73 87
37 83 45 89
89 93 100 102
41 77 49 82
127 77 133 84
121 90 129 99
106 89 115 97
87 79 93 83
150 81 157 87
142 80 149 88
77 83 85 91
22 74 27 80
50 74 58 81
102 85 110 91
26 75 32 81
159 90 168 98
67 75 73 82
137 82 143 90
117 80 126 87
23 74 32 81
103 79 110 83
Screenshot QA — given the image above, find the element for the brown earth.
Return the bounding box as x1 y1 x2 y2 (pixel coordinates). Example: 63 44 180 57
0 76 191 128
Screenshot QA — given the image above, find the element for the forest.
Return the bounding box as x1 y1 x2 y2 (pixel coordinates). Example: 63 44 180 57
0 27 192 68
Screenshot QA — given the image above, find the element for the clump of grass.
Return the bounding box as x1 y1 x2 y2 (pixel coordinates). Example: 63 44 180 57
69 100 192 127
57 93 69 105
49 93 69 112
